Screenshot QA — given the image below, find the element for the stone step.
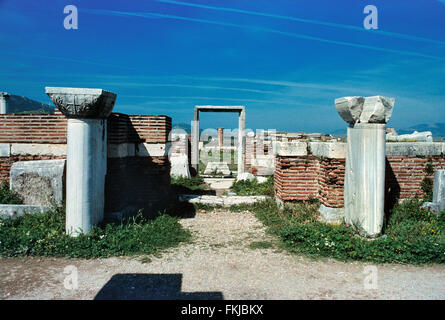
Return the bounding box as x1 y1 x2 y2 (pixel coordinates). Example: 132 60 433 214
178 194 268 207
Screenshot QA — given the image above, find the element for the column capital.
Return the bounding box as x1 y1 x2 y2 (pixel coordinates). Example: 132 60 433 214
335 95 395 125
45 87 117 119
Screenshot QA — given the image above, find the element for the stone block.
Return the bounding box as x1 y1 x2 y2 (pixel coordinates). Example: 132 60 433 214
237 172 255 182
309 142 346 158
273 141 307 156
170 155 190 178
0 204 50 219
11 143 66 156
386 142 445 156
386 131 433 142
256 176 268 184
0 143 10 157
10 159 66 206
319 204 344 225
204 162 231 175
137 143 170 157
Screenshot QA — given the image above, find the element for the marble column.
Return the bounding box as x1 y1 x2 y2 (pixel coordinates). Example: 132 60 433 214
217 128 224 149
191 108 200 173
0 92 9 114
335 95 395 237
237 108 246 174
46 87 117 236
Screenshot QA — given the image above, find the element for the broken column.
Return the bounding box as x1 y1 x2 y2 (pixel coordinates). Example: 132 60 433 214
335 96 395 237
0 92 9 114
217 128 224 149
46 87 117 236
433 170 445 212
423 170 445 213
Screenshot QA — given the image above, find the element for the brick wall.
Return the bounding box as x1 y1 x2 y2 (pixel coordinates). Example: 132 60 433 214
0 111 173 216
108 113 171 144
0 113 67 144
386 156 445 200
275 154 445 207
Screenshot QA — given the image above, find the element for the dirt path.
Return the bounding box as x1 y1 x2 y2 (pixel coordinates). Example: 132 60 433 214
0 209 444 300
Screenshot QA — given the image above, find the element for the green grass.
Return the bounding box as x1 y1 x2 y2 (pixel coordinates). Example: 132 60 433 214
0 182 23 205
236 198 444 265
230 176 274 196
248 241 274 250
0 207 191 258
171 175 206 194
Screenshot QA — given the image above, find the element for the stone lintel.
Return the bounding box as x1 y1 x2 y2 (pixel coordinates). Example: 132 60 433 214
195 105 245 113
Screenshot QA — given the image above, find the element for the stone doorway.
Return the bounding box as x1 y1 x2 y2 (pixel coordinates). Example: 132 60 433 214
191 105 246 176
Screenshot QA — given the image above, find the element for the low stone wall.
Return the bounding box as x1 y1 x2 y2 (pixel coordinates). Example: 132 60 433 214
274 142 445 207
0 111 173 218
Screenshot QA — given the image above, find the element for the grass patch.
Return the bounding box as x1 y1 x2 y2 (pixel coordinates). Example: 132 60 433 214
242 198 444 265
0 207 191 258
248 241 274 250
0 182 23 205
230 176 274 196
171 175 206 194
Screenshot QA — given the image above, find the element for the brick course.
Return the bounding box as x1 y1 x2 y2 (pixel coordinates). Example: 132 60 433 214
275 155 445 207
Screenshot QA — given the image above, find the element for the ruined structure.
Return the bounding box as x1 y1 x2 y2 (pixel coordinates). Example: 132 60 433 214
192 106 246 175
0 87 172 234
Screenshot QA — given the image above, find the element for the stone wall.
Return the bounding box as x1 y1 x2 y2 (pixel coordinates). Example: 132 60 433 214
0 110 172 218
274 142 445 207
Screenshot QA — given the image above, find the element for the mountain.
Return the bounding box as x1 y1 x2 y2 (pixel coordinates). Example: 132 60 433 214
6 94 54 114
172 123 192 134
172 123 206 135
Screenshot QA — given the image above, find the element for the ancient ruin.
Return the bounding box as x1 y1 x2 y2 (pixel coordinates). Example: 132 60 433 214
192 105 246 175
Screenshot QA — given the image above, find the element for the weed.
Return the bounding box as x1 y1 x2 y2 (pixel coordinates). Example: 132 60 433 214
0 182 23 205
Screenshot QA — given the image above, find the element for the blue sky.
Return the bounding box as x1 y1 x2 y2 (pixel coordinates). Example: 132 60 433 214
1 0 444 133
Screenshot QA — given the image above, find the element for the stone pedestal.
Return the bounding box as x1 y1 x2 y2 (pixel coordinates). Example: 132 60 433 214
345 123 386 236
46 87 116 236
335 95 395 237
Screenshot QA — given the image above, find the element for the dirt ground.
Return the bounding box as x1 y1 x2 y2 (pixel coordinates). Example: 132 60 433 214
0 209 444 300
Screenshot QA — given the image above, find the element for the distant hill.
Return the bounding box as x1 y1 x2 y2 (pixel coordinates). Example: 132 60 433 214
173 123 192 134
5 94 54 114
172 123 206 135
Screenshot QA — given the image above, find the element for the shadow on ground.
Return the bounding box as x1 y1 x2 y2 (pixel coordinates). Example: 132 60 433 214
94 274 224 300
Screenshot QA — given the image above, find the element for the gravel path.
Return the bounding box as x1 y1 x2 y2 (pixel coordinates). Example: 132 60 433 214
0 209 444 300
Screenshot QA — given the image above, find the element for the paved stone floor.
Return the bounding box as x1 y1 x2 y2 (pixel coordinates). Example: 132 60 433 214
0 209 444 300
